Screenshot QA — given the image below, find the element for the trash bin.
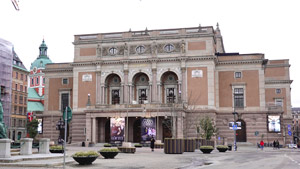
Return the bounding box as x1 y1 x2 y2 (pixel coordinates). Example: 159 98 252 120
228 144 232 151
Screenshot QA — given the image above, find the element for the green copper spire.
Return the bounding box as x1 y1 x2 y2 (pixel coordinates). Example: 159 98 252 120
39 39 48 58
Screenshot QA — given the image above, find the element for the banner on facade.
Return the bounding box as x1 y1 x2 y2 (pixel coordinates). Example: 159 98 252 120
268 115 281 132
37 118 43 134
141 118 156 141
110 118 125 142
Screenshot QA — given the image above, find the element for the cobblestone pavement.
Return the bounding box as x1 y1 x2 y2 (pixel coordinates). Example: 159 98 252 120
1 145 300 169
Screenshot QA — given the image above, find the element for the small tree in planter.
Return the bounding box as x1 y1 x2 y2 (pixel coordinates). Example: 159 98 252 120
27 119 39 139
216 145 228 152
197 116 218 141
72 151 99 165
200 145 214 154
99 148 120 159
134 143 143 148
104 143 112 147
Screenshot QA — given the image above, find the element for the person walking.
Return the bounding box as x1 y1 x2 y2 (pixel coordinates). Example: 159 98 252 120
276 140 280 149
273 140 276 150
260 140 264 150
150 135 155 152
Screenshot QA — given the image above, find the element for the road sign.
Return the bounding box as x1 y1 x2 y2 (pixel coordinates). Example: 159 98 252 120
288 125 291 131
288 131 292 136
218 136 221 140
229 122 241 130
254 131 259 136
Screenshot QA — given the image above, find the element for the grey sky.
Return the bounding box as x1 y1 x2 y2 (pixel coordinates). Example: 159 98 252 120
1 0 299 106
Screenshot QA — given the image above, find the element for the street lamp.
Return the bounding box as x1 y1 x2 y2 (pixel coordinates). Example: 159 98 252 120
232 111 238 151
56 118 65 145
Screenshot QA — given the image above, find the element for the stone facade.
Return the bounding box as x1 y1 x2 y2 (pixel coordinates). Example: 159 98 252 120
41 25 293 145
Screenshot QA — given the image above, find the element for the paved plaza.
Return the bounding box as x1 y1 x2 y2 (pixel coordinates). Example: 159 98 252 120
1 145 300 169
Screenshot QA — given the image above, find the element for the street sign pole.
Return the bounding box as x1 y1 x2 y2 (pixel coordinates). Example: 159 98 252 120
63 107 67 169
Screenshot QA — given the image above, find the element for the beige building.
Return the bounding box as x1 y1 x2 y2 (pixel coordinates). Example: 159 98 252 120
41 25 293 145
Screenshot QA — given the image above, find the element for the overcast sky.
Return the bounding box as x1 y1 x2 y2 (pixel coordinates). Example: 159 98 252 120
1 0 299 107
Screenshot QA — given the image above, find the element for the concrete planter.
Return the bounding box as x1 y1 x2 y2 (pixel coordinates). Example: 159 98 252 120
73 156 98 165
184 139 196 152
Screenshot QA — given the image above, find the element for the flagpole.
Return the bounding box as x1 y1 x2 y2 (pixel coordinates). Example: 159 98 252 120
63 106 67 169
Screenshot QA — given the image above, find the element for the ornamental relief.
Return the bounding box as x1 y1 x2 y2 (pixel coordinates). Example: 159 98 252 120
128 68 152 83
101 70 124 83
157 67 182 81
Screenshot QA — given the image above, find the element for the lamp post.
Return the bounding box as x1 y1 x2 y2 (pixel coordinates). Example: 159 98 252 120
56 118 64 145
232 111 237 151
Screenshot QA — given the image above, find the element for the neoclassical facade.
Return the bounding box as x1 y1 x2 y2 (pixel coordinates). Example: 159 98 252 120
41 25 293 145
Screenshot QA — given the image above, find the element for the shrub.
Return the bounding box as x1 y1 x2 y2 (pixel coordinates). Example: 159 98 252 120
72 151 99 157
200 146 214 149
134 144 142 147
99 148 120 152
104 143 112 147
216 145 228 149
50 145 63 150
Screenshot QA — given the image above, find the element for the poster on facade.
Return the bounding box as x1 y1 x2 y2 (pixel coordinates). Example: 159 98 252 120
37 118 43 134
268 115 281 132
141 118 156 141
110 118 125 141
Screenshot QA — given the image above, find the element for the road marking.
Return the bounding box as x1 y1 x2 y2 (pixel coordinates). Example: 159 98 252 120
284 154 299 165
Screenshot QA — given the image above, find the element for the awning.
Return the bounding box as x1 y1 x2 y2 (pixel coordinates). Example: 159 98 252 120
27 101 44 112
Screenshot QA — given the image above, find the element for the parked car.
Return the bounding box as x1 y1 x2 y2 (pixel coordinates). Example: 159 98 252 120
287 144 297 149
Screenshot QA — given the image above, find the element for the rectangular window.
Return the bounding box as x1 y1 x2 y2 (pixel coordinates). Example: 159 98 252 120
21 74 23 80
24 97 27 105
13 119 16 127
234 88 244 108
276 89 281 94
15 94 18 103
166 88 176 103
25 75 27 82
61 93 69 112
275 99 283 107
19 120 22 127
19 107 23 115
20 85 23 92
111 90 120 104
24 107 27 115
24 86 27 93
19 95 23 104
62 78 68 85
138 89 147 104
43 77 45 84
14 106 17 113
31 78 34 85
15 84 18 90
235 72 242 78
16 72 18 79
36 77 39 84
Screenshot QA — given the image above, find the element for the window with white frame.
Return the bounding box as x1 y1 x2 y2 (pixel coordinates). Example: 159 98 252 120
234 88 244 108
275 98 283 107
62 78 68 85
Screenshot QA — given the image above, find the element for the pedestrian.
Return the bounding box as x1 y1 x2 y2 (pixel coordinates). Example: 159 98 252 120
150 135 155 152
273 140 276 150
260 140 264 150
276 140 280 149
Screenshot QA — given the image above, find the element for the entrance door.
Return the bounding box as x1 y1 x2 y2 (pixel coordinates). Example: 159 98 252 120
162 118 172 142
236 120 246 142
133 118 141 143
105 120 111 143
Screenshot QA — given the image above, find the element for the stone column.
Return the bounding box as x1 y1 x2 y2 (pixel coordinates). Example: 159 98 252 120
129 84 133 103
181 68 187 102
92 117 96 143
152 69 157 102
96 71 101 105
157 83 161 103
85 115 92 144
0 139 11 158
20 138 33 155
149 83 152 103
101 85 105 104
39 138 50 154
124 70 129 104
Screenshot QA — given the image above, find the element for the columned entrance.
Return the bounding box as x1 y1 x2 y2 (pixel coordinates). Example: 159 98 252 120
133 118 141 143
236 119 246 142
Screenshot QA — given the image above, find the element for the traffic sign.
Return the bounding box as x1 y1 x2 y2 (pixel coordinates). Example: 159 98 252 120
254 131 259 136
288 131 292 136
288 125 291 131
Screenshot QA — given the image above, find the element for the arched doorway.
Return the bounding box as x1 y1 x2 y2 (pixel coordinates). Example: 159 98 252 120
236 119 246 142
133 118 141 143
105 120 111 143
105 74 122 105
161 72 179 104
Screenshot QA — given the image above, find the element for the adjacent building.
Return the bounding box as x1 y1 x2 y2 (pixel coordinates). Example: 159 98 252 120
292 107 300 144
0 38 13 130
42 25 293 145
27 40 52 121
9 48 29 140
